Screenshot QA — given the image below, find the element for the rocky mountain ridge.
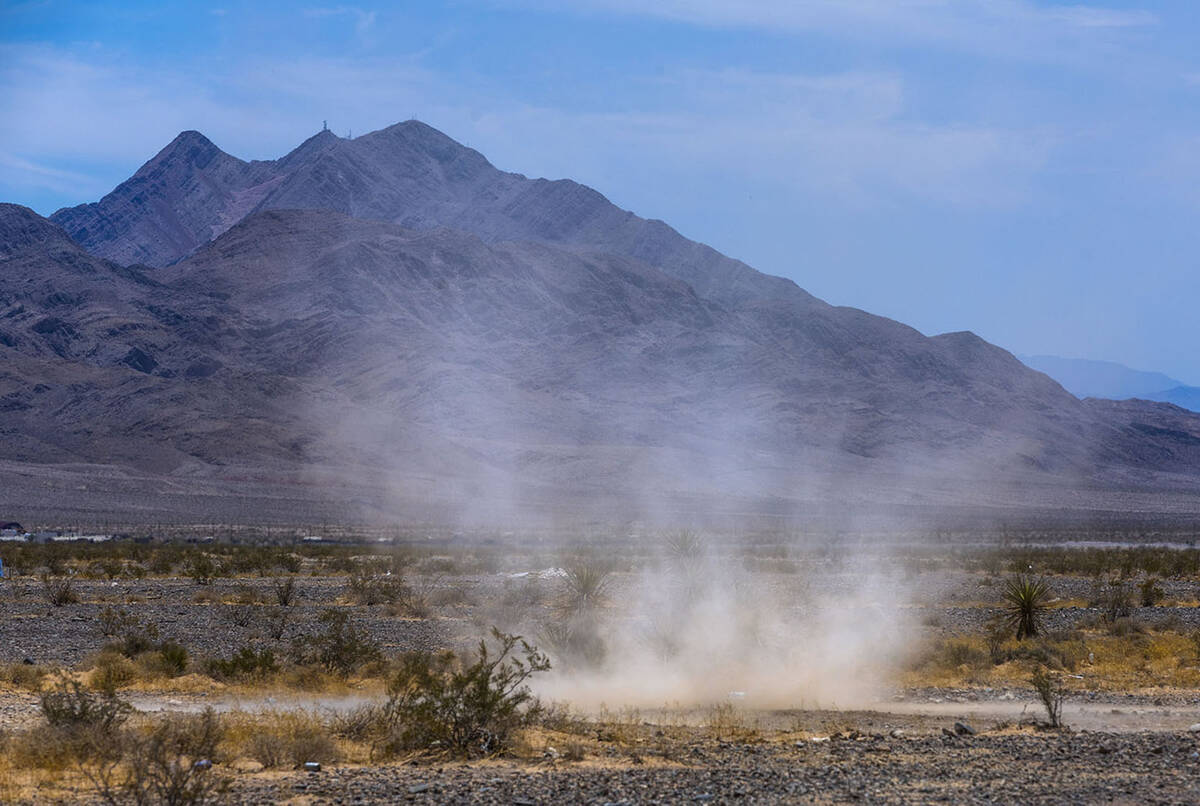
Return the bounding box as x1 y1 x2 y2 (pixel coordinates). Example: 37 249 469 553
1 122 1197 523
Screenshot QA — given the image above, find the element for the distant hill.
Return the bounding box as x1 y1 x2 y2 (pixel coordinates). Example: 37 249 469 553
1020 354 1200 413
0 122 1197 524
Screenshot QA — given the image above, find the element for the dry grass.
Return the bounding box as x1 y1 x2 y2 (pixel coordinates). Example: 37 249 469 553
906 628 1200 690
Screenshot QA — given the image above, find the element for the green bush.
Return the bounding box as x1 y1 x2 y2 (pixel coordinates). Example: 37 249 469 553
1002 575 1051 640
382 629 550 755
299 609 381 677
204 647 279 681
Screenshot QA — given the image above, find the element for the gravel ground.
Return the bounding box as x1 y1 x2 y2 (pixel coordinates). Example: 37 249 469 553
225 731 1200 805
2 567 1198 666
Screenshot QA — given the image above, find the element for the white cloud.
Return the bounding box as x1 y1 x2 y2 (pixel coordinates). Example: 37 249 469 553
0 45 1058 213
509 0 1157 62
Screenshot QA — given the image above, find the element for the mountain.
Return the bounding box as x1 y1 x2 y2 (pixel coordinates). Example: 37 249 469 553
51 122 799 307
1020 354 1200 413
2 123 1199 525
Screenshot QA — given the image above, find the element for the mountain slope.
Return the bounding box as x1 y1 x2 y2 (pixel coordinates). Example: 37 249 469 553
7 124 1200 522
50 122 805 307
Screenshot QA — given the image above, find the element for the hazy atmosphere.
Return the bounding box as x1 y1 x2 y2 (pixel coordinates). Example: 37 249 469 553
5 3 1200 804
3 0 1199 381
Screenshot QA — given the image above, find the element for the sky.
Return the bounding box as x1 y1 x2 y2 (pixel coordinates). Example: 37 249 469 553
2 0 1199 382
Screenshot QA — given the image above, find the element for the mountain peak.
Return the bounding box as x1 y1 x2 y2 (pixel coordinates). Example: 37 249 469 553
0 203 77 257
134 129 229 178
277 128 342 169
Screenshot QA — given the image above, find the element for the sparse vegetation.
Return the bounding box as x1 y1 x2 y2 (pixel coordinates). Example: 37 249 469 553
1002 575 1051 640
559 562 611 615
42 575 80 606
272 577 298 607
85 708 227 806
1031 667 1066 728
299 609 382 677
382 629 550 755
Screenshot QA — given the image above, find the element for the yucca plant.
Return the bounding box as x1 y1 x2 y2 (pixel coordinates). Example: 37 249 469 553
560 563 611 615
1002 575 1051 640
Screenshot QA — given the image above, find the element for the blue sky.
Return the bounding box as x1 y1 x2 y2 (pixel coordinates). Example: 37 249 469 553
2 0 1199 382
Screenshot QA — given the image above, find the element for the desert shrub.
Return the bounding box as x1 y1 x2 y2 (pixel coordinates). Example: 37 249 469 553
91 652 138 691
230 584 261 606
98 606 140 638
144 641 189 678
299 609 381 677
347 566 409 606
538 618 607 669
417 557 460 576
263 606 291 641
1002 575 1051 640
273 577 297 607
0 661 47 691
220 604 256 628
381 629 550 756
330 704 390 742
40 677 131 733
1094 579 1134 623
664 530 705 564
117 622 161 660
1140 576 1165 607
185 554 219 586
559 563 611 615
248 720 338 769
1108 616 1147 637
984 618 1010 664
87 708 227 806
1031 667 1066 728
205 647 279 681
943 639 989 670
42 575 79 606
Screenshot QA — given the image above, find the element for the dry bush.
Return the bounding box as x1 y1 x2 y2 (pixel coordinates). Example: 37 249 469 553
1093 579 1134 623
98 607 140 638
706 703 757 739
229 584 262 606
330 704 390 743
272 577 298 607
90 652 138 691
1140 576 1165 607
220 604 256 629
0 661 47 691
41 677 131 733
429 586 472 608
347 566 409 606
87 709 228 806
1031 667 1066 728
246 716 338 769
136 642 189 679
262 606 291 641
42 575 79 606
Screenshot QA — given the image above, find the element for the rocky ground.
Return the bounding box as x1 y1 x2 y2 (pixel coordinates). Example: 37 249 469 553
224 730 1200 805
4 545 1200 803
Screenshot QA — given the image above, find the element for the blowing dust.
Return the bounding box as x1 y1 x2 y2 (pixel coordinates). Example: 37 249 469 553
509 535 918 711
